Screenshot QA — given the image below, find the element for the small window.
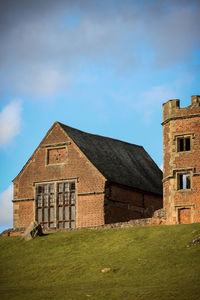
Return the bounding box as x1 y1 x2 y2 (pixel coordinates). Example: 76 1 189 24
177 173 191 190
177 137 191 152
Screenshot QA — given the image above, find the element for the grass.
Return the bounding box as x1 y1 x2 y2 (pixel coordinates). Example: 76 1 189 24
0 224 200 300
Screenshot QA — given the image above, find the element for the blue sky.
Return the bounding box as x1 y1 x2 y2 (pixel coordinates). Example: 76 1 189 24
0 0 200 232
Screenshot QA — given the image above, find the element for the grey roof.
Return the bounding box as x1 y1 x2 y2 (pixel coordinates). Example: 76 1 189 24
59 122 163 195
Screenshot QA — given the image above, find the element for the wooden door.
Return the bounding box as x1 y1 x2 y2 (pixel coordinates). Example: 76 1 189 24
178 208 191 224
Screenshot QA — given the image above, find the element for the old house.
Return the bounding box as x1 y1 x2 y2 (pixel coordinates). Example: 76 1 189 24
162 95 200 224
12 121 163 230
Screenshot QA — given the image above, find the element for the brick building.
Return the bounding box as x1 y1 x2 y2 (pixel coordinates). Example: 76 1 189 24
13 122 163 230
162 95 200 224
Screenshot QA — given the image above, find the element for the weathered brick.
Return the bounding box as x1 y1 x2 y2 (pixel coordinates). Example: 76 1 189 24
162 95 200 224
13 122 162 229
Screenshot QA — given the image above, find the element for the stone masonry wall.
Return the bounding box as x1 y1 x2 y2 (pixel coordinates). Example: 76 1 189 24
2 207 167 237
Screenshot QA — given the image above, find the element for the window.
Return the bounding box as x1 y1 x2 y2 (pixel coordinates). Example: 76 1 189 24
177 137 191 152
35 181 76 229
36 183 55 228
57 182 76 229
177 173 191 190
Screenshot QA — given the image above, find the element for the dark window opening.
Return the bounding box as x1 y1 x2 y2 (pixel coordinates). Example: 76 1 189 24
178 173 191 190
185 138 190 151
179 138 184 151
177 137 191 152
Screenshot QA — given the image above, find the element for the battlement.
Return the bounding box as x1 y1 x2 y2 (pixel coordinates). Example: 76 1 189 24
162 95 200 125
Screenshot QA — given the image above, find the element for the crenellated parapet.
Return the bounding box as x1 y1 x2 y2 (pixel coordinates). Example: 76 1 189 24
162 95 200 125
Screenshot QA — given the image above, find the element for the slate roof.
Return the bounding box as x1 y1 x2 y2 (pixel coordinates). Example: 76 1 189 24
59 122 163 196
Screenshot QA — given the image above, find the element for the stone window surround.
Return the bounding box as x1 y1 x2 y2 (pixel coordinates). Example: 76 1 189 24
40 142 71 166
175 169 193 192
162 167 197 184
174 204 195 224
34 178 78 229
174 133 195 153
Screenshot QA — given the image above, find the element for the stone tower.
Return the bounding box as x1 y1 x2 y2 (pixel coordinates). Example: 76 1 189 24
162 95 200 224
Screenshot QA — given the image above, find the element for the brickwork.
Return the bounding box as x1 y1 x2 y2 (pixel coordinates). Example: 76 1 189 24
162 95 200 224
104 183 162 224
13 122 163 230
13 201 34 228
77 194 104 228
13 122 106 229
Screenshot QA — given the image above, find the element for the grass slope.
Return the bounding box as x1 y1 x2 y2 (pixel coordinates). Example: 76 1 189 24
0 224 200 300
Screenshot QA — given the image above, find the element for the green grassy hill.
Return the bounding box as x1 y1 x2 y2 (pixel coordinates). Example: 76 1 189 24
1 224 200 300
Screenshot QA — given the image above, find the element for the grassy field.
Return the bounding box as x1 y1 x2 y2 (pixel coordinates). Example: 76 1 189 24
0 224 200 300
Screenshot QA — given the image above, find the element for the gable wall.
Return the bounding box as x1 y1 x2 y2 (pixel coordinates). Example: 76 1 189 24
13 123 105 228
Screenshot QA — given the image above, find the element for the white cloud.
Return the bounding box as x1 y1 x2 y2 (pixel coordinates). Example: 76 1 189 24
0 100 22 146
0 185 13 227
141 85 175 107
160 163 163 171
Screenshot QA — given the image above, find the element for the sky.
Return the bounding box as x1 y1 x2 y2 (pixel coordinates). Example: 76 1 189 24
0 0 200 232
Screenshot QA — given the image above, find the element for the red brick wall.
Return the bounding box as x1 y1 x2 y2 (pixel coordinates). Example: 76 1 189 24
13 201 34 228
163 96 200 224
13 121 163 229
77 194 104 228
13 122 106 229
105 183 162 224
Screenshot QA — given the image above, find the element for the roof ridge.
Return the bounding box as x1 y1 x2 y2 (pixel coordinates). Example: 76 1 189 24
58 121 143 148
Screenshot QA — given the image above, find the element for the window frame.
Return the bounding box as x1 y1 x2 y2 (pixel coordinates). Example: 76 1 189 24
35 183 55 229
35 180 76 229
56 181 76 229
177 137 190 152
176 172 192 191
175 133 194 153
